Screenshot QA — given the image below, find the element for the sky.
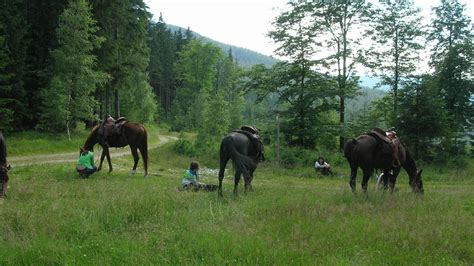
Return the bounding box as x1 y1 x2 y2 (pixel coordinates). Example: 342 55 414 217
144 0 473 58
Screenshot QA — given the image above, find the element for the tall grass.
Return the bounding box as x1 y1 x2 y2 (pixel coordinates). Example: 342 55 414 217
0 142 472 264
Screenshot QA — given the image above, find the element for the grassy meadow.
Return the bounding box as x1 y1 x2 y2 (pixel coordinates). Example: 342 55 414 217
0 132 473 265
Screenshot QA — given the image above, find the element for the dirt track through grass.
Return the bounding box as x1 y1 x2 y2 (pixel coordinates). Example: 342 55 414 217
8 135 178 167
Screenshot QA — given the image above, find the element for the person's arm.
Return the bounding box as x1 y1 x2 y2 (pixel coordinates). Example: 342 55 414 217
315 161 321 169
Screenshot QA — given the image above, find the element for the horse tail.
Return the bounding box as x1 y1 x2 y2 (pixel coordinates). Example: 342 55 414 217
221 135 256 174
140 126 148 173
343 138 357 161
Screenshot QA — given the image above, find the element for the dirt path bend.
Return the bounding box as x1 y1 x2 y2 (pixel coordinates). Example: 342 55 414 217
9 135 178 167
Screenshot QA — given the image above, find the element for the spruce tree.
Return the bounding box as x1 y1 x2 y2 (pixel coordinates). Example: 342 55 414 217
428 0 473 153
39 0 108 134
0 23 14 133
397 76 449 160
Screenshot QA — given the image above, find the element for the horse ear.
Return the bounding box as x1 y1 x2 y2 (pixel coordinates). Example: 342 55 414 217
417 169 423 176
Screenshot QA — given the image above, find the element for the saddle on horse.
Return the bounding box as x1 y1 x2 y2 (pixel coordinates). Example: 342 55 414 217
368 127 401 167
98 116 128 146
235 126 265 162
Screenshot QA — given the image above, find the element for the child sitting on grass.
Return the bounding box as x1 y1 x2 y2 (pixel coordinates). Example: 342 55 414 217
181 161 217 191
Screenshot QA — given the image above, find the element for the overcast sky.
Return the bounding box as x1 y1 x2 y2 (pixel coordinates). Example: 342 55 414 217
144 0 473 58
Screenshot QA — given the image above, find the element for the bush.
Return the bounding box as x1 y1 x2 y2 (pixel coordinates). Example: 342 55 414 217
278 146 314 168
172 139 196 157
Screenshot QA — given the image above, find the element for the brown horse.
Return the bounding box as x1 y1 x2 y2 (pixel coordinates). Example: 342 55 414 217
344 131 423 194
82 122 148 177
0 132 11 197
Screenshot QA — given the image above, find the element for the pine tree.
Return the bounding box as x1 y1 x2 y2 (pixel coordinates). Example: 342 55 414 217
428 0 473 153
0 0 30 130
148 13 176 121
24 0 69 127
172 40 220 131
0 23 15 133
397 76 449 160
91 0 156 121
39 0 108 135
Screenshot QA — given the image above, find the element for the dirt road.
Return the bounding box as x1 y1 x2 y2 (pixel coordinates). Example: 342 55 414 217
9 135 178 167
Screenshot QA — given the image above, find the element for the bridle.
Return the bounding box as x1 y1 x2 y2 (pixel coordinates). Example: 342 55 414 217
0 164 10 174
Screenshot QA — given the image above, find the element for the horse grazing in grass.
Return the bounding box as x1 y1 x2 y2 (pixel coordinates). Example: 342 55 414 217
344 129 423 194
0 132 11 197
82 121 148 177
218 127 264 196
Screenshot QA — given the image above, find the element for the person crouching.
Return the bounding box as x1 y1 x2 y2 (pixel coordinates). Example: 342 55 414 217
76 147 97 178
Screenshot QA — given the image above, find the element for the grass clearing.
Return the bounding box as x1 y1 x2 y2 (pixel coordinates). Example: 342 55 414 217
0 141 473 264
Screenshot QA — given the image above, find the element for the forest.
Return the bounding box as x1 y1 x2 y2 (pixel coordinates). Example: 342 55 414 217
0 0 472 163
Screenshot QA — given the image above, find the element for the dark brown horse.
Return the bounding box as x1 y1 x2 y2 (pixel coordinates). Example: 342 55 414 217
344 132 423 194
0 132 11 197
82 122 148 177
218 130 263 196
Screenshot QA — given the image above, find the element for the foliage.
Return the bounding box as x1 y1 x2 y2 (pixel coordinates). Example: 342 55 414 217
172 139 197 157
396 75 449 160
171 40 221 131
0 23 15 134
365 0 424 117
428 0 473 155
38 0 108 133
427 0 472 67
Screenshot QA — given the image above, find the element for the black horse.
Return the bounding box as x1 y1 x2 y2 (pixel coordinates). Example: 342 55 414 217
82 122 148 177
218 129 263 196
0 132 11 198
344 130 423 194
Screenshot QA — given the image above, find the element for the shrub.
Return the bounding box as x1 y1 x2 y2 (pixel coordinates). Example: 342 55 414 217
172 139 196 157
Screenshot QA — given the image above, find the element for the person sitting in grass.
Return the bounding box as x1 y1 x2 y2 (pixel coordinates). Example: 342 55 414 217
76 147 97 178
182 161 217 191
315 156 333 176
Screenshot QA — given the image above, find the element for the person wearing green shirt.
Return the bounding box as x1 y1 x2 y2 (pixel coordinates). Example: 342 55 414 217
76 147 97 178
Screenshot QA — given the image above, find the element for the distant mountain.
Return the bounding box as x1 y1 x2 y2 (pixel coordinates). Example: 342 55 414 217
346 87 388 122
167 24 278 68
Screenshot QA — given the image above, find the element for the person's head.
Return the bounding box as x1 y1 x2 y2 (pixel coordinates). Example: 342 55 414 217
387 127 396 133
190 161 199 172
318 156 325 163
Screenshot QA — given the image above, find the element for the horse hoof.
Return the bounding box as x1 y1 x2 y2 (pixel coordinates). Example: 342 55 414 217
129 169 136 176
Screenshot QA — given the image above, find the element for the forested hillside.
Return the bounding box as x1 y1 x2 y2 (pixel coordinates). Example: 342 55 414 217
167 25 278 68
0 0 472 162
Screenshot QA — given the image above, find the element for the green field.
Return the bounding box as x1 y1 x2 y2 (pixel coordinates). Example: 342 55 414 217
0 134 473 265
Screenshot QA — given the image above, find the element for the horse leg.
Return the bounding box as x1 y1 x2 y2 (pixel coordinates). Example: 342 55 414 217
218 157 229 197
389 167 401 193
97 148 106 172
361 168 373 196
129 146 139 176
0 180 6 198
233 169 242 196
349 165 358 193
244 166 256 192
138 145 148 177
104 147 113 173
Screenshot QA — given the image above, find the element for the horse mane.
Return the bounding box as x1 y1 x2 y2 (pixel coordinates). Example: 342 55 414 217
403 144 417 170
0 132 6 165
83 125 100 150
